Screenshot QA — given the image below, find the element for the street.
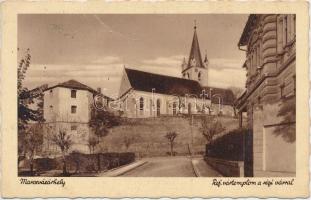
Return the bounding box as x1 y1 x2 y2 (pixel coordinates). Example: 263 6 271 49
121 156 196 177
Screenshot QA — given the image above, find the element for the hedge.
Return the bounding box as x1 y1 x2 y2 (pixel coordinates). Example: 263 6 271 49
205 128 250 161
33 152 136 174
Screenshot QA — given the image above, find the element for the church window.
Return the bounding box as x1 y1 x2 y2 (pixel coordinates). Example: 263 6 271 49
198 72 201 81
71 90 77 98
139 97 144 111
173 102 177 115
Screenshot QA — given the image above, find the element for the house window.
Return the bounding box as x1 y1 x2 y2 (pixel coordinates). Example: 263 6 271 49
71 105 77 113
187 73 190 79
139 97 144 111
71 125 77 131
71 90 77 98
283 15 288 47
49 105 53 112
49 89 53 97
277 16 283 53
198 72 201 81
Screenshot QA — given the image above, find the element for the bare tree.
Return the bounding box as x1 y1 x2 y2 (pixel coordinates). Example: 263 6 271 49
122 133 141 151
200 116 225 144
88 136 99 154
165 132 178 156
51 129 72 175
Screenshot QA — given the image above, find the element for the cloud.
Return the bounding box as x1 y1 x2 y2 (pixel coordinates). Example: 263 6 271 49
208 68 246 89
24 55 246 97
24 56 126 97
141 55 184 67
209 58 244 71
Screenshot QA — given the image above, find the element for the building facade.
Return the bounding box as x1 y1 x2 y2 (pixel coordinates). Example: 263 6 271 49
42 80 100 155
118 25 235 118
236 14 296 176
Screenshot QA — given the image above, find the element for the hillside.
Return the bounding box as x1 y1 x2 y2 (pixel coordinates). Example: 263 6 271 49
97 115 239 157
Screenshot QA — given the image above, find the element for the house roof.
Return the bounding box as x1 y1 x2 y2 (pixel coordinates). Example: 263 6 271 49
124 68 235 105
125 68 203 97
44 79 97 94
238 14 256 46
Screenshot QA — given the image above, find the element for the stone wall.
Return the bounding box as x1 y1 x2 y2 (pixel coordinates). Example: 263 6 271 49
98 116 239 157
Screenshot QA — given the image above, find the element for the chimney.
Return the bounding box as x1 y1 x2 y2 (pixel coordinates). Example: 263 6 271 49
97 87 101 94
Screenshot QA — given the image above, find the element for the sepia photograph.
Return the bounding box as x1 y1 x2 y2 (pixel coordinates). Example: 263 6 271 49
17 13 296 178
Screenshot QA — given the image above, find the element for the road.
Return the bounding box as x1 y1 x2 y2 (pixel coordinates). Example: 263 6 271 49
121 156 196 177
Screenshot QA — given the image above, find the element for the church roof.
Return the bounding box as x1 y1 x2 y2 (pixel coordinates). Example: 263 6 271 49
125 68 203 97
124 68 235 106
187 26 205 69
45 79 97 94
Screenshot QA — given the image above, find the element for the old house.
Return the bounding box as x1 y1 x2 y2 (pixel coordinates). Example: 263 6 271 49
236 14 296 176
42 79 107 154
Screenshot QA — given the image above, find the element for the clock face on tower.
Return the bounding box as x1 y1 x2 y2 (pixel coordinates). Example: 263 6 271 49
190 58 196 67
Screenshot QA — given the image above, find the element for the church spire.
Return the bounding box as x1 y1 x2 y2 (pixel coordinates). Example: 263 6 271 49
187 21 204 69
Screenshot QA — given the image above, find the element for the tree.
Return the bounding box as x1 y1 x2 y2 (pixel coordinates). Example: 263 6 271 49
18 49 46 158
24 123 44 174
228 87 244 117
200 116 225 144
88 136 99 154
18 49 44 131
273 96 296 143
122 133 141 151
88 105 121 152
165 132 178 156
51 129 72 175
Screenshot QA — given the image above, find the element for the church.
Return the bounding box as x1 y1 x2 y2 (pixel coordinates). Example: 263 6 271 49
117 25 235 118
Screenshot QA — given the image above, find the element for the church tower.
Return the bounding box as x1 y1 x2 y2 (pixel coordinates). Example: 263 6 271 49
181 22 209 86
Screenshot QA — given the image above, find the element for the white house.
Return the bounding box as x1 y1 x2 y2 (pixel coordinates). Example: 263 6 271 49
42 79 100 154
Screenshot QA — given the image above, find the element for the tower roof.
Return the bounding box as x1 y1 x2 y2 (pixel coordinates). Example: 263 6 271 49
187 25 205 69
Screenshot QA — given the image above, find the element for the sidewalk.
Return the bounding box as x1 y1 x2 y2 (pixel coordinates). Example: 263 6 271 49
192 157 223 177
97 160 148 177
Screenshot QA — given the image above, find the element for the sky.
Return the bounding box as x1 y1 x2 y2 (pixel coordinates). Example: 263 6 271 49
18 14 248 98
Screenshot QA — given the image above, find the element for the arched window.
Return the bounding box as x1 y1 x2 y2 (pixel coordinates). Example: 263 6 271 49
198 72 201 81
156 99 161 116
139 97 144 111
173 102 177 115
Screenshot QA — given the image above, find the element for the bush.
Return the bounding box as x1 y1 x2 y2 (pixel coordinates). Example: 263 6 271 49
35 157 60 172
205 128 250 161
